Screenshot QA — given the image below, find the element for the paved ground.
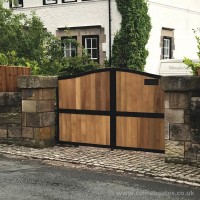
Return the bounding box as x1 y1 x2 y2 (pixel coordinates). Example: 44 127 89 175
0 144 200 188
1 154 200 200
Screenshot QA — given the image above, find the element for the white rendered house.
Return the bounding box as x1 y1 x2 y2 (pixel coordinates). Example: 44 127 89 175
3 0 200 74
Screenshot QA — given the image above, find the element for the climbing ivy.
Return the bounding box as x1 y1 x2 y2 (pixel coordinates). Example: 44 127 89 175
112 0 151 71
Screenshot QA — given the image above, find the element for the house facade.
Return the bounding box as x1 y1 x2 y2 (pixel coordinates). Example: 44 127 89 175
4 0 200 74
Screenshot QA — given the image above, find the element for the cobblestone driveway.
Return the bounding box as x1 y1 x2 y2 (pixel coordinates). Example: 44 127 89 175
0 144 200 187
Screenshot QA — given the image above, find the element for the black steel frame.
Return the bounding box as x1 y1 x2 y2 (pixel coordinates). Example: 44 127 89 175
56 68 165 153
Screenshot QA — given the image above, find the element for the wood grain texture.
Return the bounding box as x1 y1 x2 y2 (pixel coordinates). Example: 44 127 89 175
0 66 30 92
59 113 110 145
59 72 110 111
59 70 165 151
116 72 164 113
116 117 164 150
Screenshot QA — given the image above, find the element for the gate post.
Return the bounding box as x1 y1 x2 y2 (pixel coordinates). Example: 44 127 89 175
161 76 200 166
18 76 58 148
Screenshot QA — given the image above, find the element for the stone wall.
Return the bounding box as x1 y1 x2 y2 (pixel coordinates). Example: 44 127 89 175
0 76 58 148
161 76 200 166
0 92 22 141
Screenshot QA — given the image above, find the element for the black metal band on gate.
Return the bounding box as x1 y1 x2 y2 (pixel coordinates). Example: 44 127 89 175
58 109 110 116
116 112 164 119
110 70 116 149
56 88 59 143
58 109 164 119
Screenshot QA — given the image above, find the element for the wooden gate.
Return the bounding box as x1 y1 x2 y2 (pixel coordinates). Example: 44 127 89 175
57 68 164 152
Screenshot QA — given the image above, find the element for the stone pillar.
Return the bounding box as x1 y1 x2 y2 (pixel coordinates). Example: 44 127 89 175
18 76 58 148
161 76 200 165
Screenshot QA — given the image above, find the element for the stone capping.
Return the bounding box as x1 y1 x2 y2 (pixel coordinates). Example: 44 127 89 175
161 76 200 91
17 76 58 89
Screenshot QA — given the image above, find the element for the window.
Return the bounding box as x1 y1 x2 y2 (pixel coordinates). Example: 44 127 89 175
160 28 174 60
82 35 99 62
61 37 77 58
10 0 23 8
43 0 57 5
163 37 171 59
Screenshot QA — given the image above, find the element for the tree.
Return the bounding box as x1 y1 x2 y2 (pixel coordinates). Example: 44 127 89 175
112 0 151 71
0 1 99 75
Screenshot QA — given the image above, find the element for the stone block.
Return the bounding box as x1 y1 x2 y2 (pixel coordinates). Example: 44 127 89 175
33 128 40 140
184 114 190 124
169 92 190 109
191 97 200 115
165 121 170 140
191 129 200 143
42 112 55 127
164 93 169 109
185 142 192 152
191 144 200 153
17 76 28 88
0 125 7 138
0 93 6 106
35 90 43 100
22 100 37 112
33 127 52 140
0 106 21 113
22 127 34 139
5 92 21 107
22 113 26 126
170 124 190 141
37 100 52 112
50 126 56 139
0 107 7 113
165 140 184 158
165 109 184 123
185 151 197 163
22 89 43 100
21 90 26 100
51 100 56 111
42 89 55 100
0 113 21 124
18 76 58 89
197 154 200 165
8 124 21 138
26 113 43 127
39 127 51 140
161 76 200 91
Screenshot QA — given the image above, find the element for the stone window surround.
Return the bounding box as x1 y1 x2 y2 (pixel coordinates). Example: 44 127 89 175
160 27 175 60
57 25 106 66
9 0 24 8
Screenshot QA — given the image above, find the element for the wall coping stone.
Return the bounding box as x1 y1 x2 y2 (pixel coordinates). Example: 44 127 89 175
17 76 58 89
161 76 200 91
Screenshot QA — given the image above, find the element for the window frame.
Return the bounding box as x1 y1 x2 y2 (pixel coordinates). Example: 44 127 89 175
163 36 172 59
62 0 77 3
82 35 99 63
43 0 58 5
61 36 77 58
